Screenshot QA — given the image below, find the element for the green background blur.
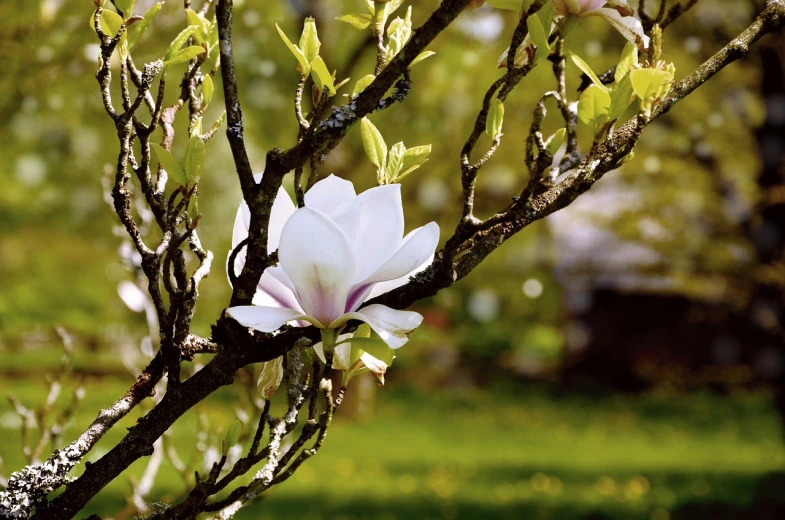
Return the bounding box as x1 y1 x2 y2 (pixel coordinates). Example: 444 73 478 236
2 0 785 518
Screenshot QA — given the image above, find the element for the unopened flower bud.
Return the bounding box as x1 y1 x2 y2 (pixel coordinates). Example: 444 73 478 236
256 356 284 400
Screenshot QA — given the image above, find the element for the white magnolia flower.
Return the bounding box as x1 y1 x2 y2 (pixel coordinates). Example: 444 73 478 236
226 174 439 352
498 0 649 68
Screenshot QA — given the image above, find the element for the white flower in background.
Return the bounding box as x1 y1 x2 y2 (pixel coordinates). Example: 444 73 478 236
497 0 648 68
117 280 147 313
226 174 439 357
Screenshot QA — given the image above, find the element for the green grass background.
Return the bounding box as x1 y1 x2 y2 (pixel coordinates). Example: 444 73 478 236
2 353 784 520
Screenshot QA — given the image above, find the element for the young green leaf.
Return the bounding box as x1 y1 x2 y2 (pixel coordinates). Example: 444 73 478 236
164 46 205 67
275 24 309 74
184 135 205 184
151 144 187 186
386 142 406 181
608 74 635 120
545 128 567 157
347 337 395 365
309 55 336 96
371 0 405 35
629 68 672 101
187 195 199 224
114 0 137 18
578 84 611 131
527 14 550 64
486 98 505 140
221 420 241 455
201 75 214 107
163 25 199 62
205 40 220 73
486 0 525 10
410 51 435 67
126 2 163 49
185 8 210 44
90 8 124 37
397 144 432 180
336 13 373 30
299 17 321 64
352 74 376 97
386 7 412 63
571 54 608 92
615 42 638 83
191 116 203 138
537 1 555 38
361 117 387 181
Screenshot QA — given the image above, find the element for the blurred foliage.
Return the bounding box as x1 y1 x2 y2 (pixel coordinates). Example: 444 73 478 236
0 0 771 377
0 368 783 518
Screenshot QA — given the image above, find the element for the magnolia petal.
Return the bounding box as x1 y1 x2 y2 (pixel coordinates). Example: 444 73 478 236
348 184 405 281
278 207 356 325
361 352 388 385
328 304 423 350
234 174 295 251
605 0 635 17
333 341 353 371
585 8 649 50
497 33 535 69
229 173 295 281
225 305 321 332
366 253 434 300
558 0 582 14
304 174 356 216
257 270 302 311
345 222 440 311
582 0 607 13
362 222 440 286
313 342 327 364
330 197 366 250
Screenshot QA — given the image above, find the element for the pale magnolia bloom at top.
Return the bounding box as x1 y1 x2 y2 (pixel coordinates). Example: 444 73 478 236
497 0 649 68
226 174 439 351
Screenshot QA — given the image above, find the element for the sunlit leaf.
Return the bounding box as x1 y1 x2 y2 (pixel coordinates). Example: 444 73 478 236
527 13 550 64
386 142 406 180
164 45 205 67
185 8 210 44
486 0 525 10
184 134 205 184
336 13 373 30
113 0 136 18
578 84 611 131
347 337 395 365
353 74 376 97
545 128 566 156
486 98 504 140
361 117 387 179
275 23 309 74
151 144 186 186
630 68 672 101
221 420 241 455
615 42 638 83
397 145 432 180
126 2 163 49
571 54 608 92
309 55 336 96
608 74 635 120
163 25 199 62
201 75 214 107
299 17 321 64
411 51 435 67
